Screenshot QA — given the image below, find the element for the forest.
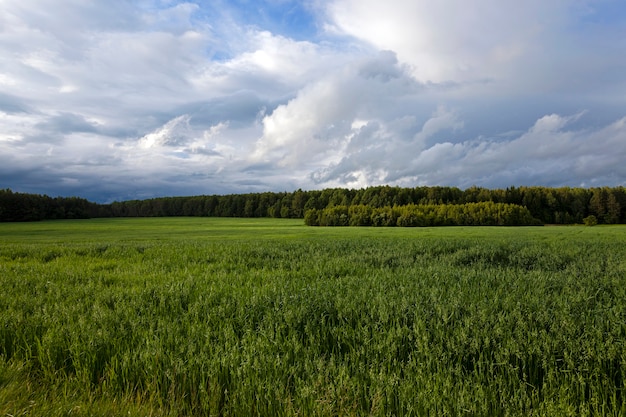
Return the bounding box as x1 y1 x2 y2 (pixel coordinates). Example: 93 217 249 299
1 185 625 225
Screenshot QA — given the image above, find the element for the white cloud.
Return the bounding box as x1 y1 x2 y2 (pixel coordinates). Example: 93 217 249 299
326 0 548 83
191 29 355 99
139 116 192 149
253 51 422 166
324 0 623 98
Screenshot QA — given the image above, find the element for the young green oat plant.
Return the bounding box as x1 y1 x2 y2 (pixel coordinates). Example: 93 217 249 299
1 219 625 416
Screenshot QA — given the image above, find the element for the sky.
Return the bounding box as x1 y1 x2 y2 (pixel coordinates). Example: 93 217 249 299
1 0 625 203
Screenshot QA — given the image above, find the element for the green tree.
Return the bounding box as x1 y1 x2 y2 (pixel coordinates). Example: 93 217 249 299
583 215 598 226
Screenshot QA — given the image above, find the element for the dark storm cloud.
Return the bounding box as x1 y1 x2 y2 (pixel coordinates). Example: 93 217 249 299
0 92 31 114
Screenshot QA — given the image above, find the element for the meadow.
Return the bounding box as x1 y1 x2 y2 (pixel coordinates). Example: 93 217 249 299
1 218 625 416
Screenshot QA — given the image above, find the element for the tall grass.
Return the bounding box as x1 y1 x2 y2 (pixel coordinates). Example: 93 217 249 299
1 219 625 416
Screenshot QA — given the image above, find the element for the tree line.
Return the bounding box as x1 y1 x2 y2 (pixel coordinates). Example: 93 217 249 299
0 189 101 221
304 202 542 227
1 185 625 225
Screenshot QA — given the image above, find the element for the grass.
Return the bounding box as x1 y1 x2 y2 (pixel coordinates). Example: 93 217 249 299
1 216 619 243
1 218 625 416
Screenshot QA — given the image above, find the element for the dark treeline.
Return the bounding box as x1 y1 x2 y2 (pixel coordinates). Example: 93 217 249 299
2 185 626 225
0 189 101 221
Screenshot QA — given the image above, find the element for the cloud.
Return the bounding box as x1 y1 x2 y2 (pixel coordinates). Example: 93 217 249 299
253 51 423 166
35 112 100 134
310 112 626 189
326 0 550 83
0 92 31 114
0 0 625 202
324 0 626 98
0 1 347 200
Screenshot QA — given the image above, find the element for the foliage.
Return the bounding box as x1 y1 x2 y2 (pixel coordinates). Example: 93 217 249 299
1 219 626 416
2 185 626 224
0 188 99 221
583 215 598 226
305 202 542 226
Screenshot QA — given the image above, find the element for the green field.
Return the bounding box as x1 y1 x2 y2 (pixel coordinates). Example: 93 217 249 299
1 218 625 416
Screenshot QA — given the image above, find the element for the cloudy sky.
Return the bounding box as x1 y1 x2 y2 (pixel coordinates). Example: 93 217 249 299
1 0 625 202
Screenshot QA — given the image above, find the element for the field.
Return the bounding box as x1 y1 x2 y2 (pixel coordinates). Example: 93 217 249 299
1 218 625 416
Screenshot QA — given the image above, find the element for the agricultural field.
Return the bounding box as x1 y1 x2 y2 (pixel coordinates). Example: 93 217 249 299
1 218 625 416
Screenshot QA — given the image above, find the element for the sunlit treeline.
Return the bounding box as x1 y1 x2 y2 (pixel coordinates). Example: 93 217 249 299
304 202 543 226
2 185 625 224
